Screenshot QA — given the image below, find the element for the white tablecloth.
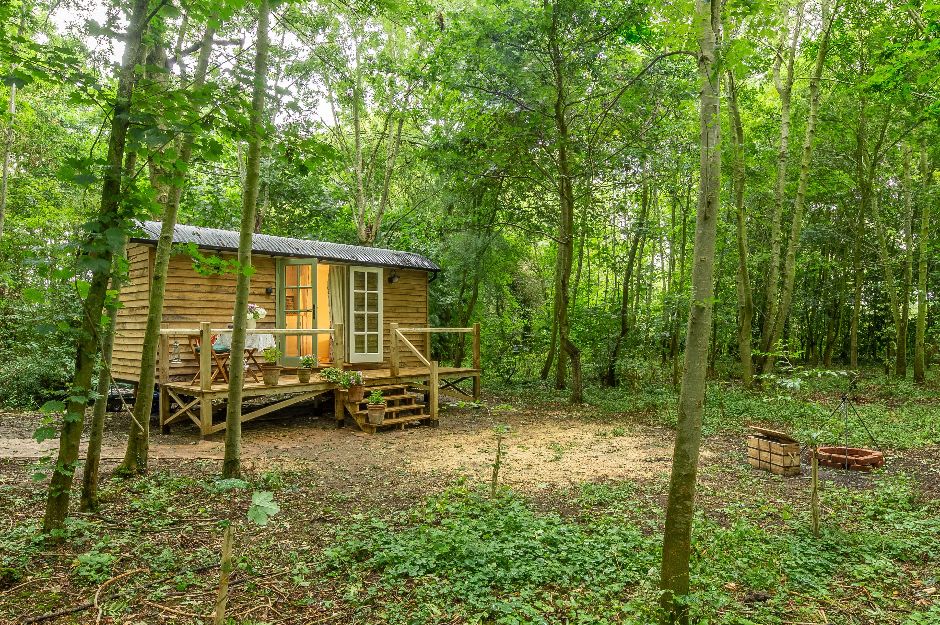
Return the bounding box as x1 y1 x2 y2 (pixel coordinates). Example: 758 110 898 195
215 332 276 352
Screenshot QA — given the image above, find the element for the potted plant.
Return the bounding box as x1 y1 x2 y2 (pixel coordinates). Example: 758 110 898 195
260 346 282 386
366 390 386 425
241 304 267 330
319 367 343 384
297 355 316 383
319 367 365 402
344 370 365 403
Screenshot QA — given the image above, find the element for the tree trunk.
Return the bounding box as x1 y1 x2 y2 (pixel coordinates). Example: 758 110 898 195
117 23 218 476
222 0 270 479
42 0 151 534
0 6 27 241
914 144 931 384
872 189 904 375
659 0 721 620
759 1 805 368
547 1 582 404
726 69 753 387
898 144 914 377
79 237 127 512
762 0 833 375
603 168 649 387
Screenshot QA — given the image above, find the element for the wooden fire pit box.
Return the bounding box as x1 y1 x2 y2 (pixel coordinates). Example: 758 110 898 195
747 427 801 477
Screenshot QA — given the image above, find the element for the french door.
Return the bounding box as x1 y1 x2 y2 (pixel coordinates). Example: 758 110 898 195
349 266 383 363
277 259 317 365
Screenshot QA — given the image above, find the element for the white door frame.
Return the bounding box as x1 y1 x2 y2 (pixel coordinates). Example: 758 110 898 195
348 266 383 363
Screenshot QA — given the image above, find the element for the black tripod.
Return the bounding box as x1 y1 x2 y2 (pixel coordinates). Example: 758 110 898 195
825 375 881 468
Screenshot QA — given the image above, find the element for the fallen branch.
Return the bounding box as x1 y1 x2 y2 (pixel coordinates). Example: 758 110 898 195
96 568 147 625
23 602 94 624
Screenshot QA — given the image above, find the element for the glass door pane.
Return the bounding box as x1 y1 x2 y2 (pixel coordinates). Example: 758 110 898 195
349 267 383 363
281 261 316 361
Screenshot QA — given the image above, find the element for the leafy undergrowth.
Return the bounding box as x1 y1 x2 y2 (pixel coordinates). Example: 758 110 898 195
321 475 940 625
490 368 940 449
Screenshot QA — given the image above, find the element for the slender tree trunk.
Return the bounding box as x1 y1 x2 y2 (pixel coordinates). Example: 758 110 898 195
222 0 270 478
0 6 27 241
914 144 931 383
540 306 559 381
547 0 582 403
659 0 721 620
850 103 869 370
604 169 649 386
872 190 903 375
898 144 914 377
117 22 218 475
726 70 753 387
79 238 127 512
762 0 833 375
42 0 150 534
759 2 805 367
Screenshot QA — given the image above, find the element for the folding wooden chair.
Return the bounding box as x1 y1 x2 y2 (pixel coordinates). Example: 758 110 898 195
188 335 231 385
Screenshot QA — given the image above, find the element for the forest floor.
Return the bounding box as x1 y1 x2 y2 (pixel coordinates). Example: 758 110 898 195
0 375 939 624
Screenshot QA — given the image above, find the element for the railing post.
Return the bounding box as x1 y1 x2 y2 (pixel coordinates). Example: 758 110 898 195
159 332 170 384
429 359 439 426
390 322 400 376
472 323 481 370
472 322 481 401
334 323 345 371
199 321 212 391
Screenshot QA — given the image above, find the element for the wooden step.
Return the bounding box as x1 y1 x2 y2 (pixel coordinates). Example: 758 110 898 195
361 412 432 433
353 403 426 418
354 393 419 405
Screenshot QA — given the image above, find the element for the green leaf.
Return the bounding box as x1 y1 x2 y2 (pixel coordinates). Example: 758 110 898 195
247 491 280 526
213 478 249 492
22 287 44 303
40 400 65 414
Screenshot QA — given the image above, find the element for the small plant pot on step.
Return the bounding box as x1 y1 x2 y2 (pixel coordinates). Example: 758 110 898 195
367 404 386 426
261 365 281 387
297 369 312 384
347 384 365 403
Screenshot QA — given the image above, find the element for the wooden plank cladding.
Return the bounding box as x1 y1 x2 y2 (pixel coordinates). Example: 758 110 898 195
383 269 428 369
112 243 433 383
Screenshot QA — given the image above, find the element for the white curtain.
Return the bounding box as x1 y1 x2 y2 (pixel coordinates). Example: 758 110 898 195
328 265 348 363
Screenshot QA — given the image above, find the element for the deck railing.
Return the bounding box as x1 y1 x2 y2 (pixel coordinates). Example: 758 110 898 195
158 323 344 392
389 323 481 421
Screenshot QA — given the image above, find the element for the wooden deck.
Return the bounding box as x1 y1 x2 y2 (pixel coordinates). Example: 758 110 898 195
160 366 481 437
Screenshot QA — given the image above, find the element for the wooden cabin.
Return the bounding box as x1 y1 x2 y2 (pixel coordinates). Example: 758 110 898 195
113 221 481 436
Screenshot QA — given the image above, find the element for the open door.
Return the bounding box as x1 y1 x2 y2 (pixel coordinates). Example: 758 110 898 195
348 266 383 363
277 258 317 366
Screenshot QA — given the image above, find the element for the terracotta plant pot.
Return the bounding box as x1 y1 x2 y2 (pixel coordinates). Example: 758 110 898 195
297 368 312 384
367 404 386 425
261 365 281 387
347 384 365 403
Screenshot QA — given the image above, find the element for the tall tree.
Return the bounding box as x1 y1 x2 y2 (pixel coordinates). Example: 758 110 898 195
913 144 931 383
759 0 805 367
42 0 151 533
659 0 721 620
726 69 753 387
761 0 836 374
222 0 271 479
117 19 219 476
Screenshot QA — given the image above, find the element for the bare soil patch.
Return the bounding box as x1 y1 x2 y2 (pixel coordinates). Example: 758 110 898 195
0 402 680 489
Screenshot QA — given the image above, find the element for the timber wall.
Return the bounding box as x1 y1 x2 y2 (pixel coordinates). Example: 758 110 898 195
112 243 430 382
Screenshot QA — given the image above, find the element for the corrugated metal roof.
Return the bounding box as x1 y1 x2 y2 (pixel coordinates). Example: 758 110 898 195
131 221 440 272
